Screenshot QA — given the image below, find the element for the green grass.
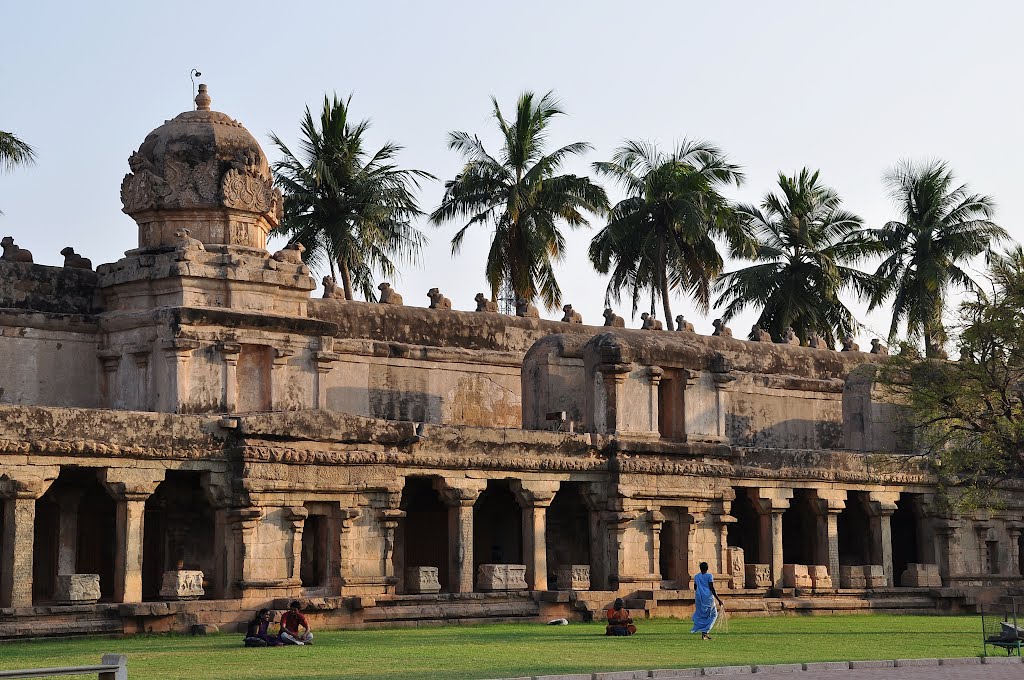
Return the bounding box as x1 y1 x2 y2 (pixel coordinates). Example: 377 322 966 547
0 615 987 679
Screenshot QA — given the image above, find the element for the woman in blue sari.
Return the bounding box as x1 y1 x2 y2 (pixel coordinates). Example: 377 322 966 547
691 562 724 640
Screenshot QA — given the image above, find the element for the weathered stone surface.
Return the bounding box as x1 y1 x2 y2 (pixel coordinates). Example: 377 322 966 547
55 574 100 604
808 565 832 589
160 570 204 600
555 565 590 591
476 564 527 591
404 567 441 594
782 564 812 589
727 548 745 589
745 564 771 589
900 563 941 587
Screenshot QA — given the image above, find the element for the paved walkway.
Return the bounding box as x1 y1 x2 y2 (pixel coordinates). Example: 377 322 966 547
762 664 1021 680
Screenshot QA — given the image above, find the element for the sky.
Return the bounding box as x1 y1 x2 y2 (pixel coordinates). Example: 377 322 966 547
3 0 1023 346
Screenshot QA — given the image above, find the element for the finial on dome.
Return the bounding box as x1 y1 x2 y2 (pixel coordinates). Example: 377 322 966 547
195 84 211 111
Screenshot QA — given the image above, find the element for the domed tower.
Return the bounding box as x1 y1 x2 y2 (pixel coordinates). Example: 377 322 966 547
120 84 281 250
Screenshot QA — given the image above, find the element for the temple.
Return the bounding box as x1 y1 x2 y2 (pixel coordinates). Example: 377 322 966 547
0 86 1021 638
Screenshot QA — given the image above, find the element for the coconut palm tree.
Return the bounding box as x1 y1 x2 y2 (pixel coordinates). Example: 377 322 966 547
1 130 36 215
429 91 608 310
714 168 879 346
867 160 1006 356
588 139 748 330
270 94 433 301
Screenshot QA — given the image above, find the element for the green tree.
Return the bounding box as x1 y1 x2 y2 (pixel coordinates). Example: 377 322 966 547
430 91 608 310
867 160 1007 356
1 130 37 215
714 168 879 346
588 140 748 330
270 94 432 301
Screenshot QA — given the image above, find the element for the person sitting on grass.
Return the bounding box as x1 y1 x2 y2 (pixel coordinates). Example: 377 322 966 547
691 561 724 640
605 598 637 636
244 608 283 647
279 601 314 645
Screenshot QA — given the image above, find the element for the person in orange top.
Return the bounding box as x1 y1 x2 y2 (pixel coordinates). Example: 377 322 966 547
605 598 637 636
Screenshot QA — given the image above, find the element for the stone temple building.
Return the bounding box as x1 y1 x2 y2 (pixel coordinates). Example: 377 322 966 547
0 87 1021 638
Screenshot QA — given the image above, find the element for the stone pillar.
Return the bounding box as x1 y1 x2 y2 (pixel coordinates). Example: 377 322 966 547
435 478 485 593
217 341 241 413
645 366 664 435
336 508 359 591
102 469 164 603
379 490 406 589
813 490 847 583
286 506 308 585
933 518 963 584
606 509 637 590
511 480 559 592
685 502 711 585
753 488 792 589
648 510 666 583
582 484 610 590
313 340 339 410
98 349 121 409
129 346 152 411
1007 522 1024 577
56 489 85 575
228 507 262 594
0 471 57 608
161 338 200 413
270 348 294 410
864 491 899 587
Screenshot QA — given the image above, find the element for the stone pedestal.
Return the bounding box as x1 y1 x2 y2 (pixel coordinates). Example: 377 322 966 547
727 547 745 589
808 565 832 589
864 564 886 588
55 574 101 605
745 563 771 588
900 563 942 587
404 566 441 594
555 564 591 591
840 565 866 588
476 564 528 591
159 570 205 600
782 564 812 588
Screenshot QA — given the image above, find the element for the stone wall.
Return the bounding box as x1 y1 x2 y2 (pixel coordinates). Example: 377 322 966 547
0 260 101 315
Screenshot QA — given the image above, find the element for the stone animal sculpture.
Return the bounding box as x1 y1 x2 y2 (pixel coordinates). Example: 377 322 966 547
322 275 345 299
427 288 452 310
561 304 582 324
272 242 304 264
603 308 625 327
712 318 732 337
378 282 403 305
475 293 497 312
60 247 92 270
0 236 33 263
640 312 663 330
751 325 772 342
173 228 205 260
926 340 948 359
675 315 695 332
807 333 825 349
870 338 889 355
780 326 800 346
841 336 860 352
516 297 539 318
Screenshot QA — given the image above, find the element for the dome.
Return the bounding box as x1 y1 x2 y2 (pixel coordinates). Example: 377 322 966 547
120 84 282 250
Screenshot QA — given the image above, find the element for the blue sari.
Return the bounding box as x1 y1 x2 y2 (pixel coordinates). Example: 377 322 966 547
691 572 718 634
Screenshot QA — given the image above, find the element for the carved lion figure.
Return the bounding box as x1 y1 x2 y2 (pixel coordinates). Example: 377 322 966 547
603 308 625 327
378 282 403 305
841 336 860 352
272 242 304 264
427 288 452 310
781 326 800 345
675 315 695 332
712 318 732 338
322 275 345 299
640 312 663 330
475 293 497 312
516 297 539 318
751 325 772 342
870 338 889 355
0 237 33 263
172 228 205 260
561 304 582 324
60 247 92 270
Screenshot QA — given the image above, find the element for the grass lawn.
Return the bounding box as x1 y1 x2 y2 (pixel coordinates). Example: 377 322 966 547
0 615 987 679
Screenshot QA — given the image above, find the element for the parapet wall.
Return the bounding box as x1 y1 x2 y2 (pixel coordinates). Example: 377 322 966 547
0 260 101 315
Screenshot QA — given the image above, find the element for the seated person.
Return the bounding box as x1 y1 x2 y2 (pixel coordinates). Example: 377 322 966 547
279 600 314 645
605 598 637 636
243 608 282 647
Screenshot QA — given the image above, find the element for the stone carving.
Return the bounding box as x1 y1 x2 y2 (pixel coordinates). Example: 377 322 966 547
640 312 663 330
900 563 941 587
404 566 441 594
780 327 800 345
870 338 889 355
808 565 832 589
807 333 825 349
712 319 732 337
173 228 205 260
428 288 452 310
561 304 582 323
751 325 772 342
160 570 205 600
841 336 860 352
272 242 305 264
477 564 528 591
378 283 403 305
322 276 345 299
675 315 695 332
60 247 92 270
555 564 591 591
120 152 168 213
745 563 771 588
782 564 812 588
864 564 886 588
839 565 884 588
475 293 497 312
728 547 745 589
0 236 33 263
164 157 220 209
222 150 282 219
55 574 101 605
603 308 625 327
516 297 539 318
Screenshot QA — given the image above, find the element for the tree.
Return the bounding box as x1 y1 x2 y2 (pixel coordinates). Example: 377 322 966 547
270 94 433 301
867 160 1006 356
879 247 1024 508
429 91 608 310
1 130 37 215
714 168 879 346
588 140 748 330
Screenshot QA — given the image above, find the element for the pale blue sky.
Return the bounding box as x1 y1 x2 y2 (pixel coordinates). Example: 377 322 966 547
3 0 1022 344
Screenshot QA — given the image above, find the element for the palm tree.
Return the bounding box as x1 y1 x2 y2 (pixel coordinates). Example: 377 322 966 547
589 139 748 330
270 94 433 301
867 160 1006 356
429 91 608 310
714 168 879 347
1 130 36 215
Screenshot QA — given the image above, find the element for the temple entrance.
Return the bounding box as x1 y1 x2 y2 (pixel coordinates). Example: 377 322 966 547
546 483 590 588
837 491 871 566
300 514 328 588
473 480 522 583
141 471 215 601
399 476 450 593
32 497 59 603
891 493 920 584
728 488 760 564
782 489 818 565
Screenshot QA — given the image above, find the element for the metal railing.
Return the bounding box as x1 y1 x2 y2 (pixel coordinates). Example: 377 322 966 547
0 654 127 679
